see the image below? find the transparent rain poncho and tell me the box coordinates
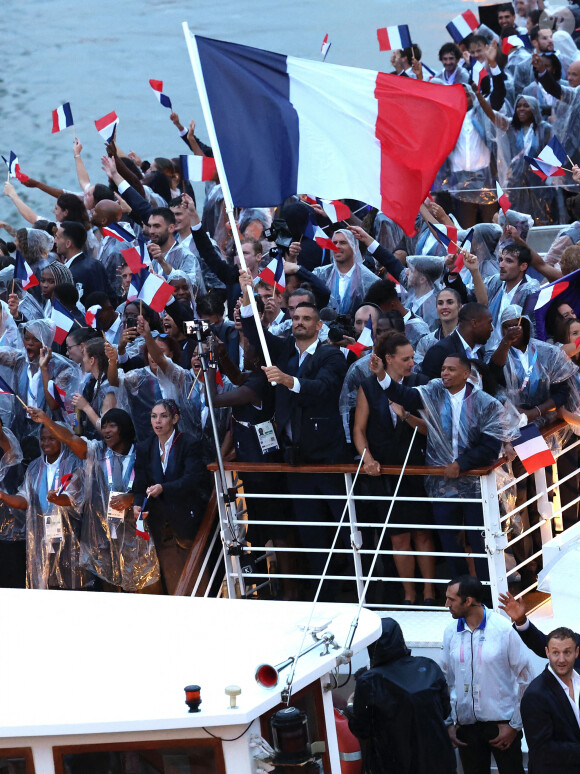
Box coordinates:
[0,299,22,349]
[0,428,25,541]
[21,445,91,590]
[414,381,519,498]
[339,353,371,442]
[167,269,198,317]
[372,212,406,254]
[497,306,579,424]
[79,439,160,591]
[115,366,165,443]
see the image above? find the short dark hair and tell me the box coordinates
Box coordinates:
[445,352,472,370]
[169,195,184,208]
[149,207,175,225]
[402,44,421,63]
[54,282,79,307]
[439,42,461,61]
[546,627,579,647]
[497,3,515,15]
[84,291,112,309]
[378,310,405,332]
[154,157,175,174]
[93,183,116,205]
[196,293,225,318]
[60,221,87,250]
[448,574,484,602]
[67,327,99,346]
[468,34,488,47]
[529,25,541,42]
[458,302,490,324]
[539,53,562,82]
[375,332,410,362]
[502,242,531,267]
[295,301,320,319]
[101,408,136,445]
[365,279,398,306]
[528,10,541,26]
[288,288,316,304]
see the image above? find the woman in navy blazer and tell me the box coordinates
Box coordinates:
[133,399,207,594]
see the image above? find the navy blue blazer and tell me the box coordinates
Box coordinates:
[67,253,112,302]
[133,431,206,542]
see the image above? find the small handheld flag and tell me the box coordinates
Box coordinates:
[102,222,135,242]
[377,25,412,52]
[304,196,351,223]
[471,60,489,90]
[128,267,150,301]
[2,152,29,183]
[496,182,511,215]
[51,297,75,345]
[513,423,555,474]
[180,154,217,182]
[0,375,27,409]
[525,136,568,180]
[136,273,174,313]
[85,305,102,328]
[347,315,374,357]
[258,254,286,293]
[534,280,570,311]
[56,473,73,496]
[47,379,67,410]
[121,246,147,274]
[430,223,459,255]
[502,34,532,55]
[149,79,172,109]
[94,111,119,143]
[446,10,479,44]
[321,34,331,61]
[136,497,150,540]
[52,103,74,134]
[14,250,39,290]
[303,214,339,252]
[453,228,474,272]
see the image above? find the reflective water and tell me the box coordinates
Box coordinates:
[1,0,468,216]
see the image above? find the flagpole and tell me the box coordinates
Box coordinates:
[182,22,273,371]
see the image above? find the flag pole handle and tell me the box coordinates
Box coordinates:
[16,395,28,410]
[187,369,201,400]
[182,22,274,374]
[11,279,14,296]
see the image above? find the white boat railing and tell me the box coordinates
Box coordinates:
[204,421,579,608]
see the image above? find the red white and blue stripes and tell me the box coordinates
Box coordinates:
[149,80,172,109]
[446,10,479,44]
[377,25,412,52]
[52,102,74,133]
[180,154,217,182]
[95,111,119,143]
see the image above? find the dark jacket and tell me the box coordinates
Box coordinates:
[521,666,580,774]
[420,330,472,380]
[132,431,205,542]
[515,620,580,671]
[349,618,456,774]
[67,253,112,303]
[242,314,348,464]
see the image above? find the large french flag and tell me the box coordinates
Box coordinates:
[513,423,555,474]
[180,154,217,182]
[377,25,412,53]
[187,33,466,236]
[51,297,75,345]
[446,10,479,44]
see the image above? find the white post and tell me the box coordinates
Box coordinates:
[480,471,508,609]
[214,469,239,599]
[534,468,554,546]
[182,23,273,368]
[344,473,365,603]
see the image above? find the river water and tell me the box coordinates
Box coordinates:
[1,0,475,217]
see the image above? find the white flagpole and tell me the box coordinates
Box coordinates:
[182,23,273,370]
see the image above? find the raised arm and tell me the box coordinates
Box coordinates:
[26,407,88,459]
[73,137,91,192]
[136,315,169,373]
[3,181,39,225]
[104,340,120,387]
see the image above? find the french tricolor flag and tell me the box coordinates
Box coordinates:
[187,33,466,236]
[14,250,39,290]
[258,254,286,293]
[377,25,412,53]
[513,423,555,474]
[347,315,374,357]
[304,196,351,222]
[0,375,15,396]
[471,60,489,90]
[47,379,67,410]
[321,34,331,61]
[430,223,459,254]
[135,272,174,313]
[534,280,570,311]
[121,246,147,273]
[56,473,73,496]
[303,214,338,252]
[51,102,74,134]
[136,499,150,540]
[526,137,568,180]
[502,34,533,55]
[446,10,479,44]
[453,228,474,272]
[51,297,75,345]
[149,79,172,109]
[85,305,102,328]
[128,267,150,301]
[102,222,135,242]
[496,182,511,215]
[2,151,28,183]
[94,111,119,143]
[180,154,217,182]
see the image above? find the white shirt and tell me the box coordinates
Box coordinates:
[443,607,532,729]
[338,265,355,300]
[159,429,176,473]
[388,376,405,425]
[448,386,466,460]
[449,112,490,172]
[456,331,482,360]
[548,666,580,727]
[289,339,319,393]
[45,451,64,492]
[65,252,84,269]
[410,288,434,316]
[498,280,524,319]
[26,364,42,408]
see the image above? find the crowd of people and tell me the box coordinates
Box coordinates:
[0,2,580,612]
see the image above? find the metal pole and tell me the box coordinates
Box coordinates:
[182,23,273,369]
[480,470,508,609]
[344,472,365,603]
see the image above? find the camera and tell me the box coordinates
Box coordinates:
[125,317,138,329]
[264,218,293,258]
[183,319,212,339]
[327,314,356,343]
